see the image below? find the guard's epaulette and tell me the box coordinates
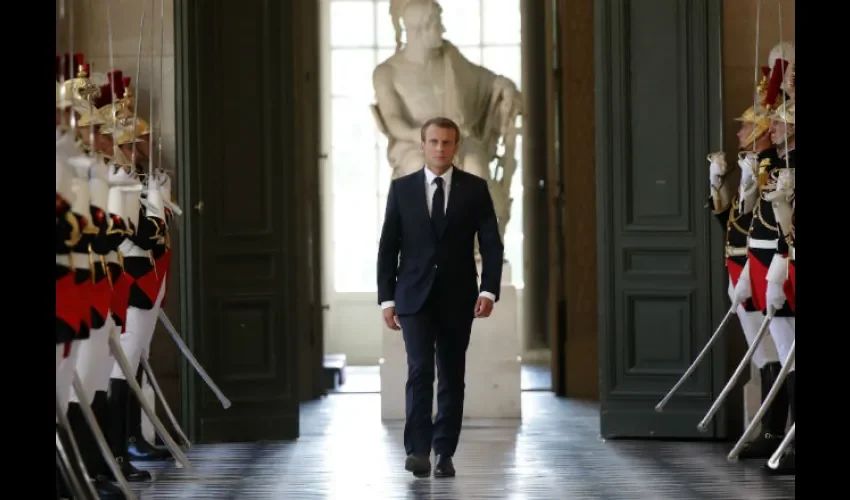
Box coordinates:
[759,158,771,168]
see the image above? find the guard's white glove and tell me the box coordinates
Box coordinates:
[776,168,795,192]
[708,152,726,189]
[738,152,759,189]
[765,281,787,311]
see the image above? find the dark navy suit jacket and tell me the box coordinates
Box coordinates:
[377,167,504,316]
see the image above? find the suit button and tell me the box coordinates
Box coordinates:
[433,264,438,269]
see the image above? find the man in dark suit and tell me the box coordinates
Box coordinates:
[377,116,504,478]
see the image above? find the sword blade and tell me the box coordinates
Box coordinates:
[696,307,775,432]
[108,330,195,473]
[656,301,739,412]
[140,356,192,448]
[158,310,232,409]
[727,340,795,461]
[71,374,137,499]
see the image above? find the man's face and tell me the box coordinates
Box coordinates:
[421,125,458,171]
[769,119,793,145]
[736,122,754,149]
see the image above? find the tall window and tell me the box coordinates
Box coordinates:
[329,0,523,293]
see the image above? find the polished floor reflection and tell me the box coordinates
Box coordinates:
[130,393,794,499]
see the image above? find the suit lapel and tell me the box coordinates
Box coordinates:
[412,169,433,231]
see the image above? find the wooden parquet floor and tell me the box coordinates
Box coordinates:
[128,393,795,499]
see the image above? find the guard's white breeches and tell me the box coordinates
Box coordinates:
[142,273,168,359]
[55,344,64,372]
[769,317,795,372]
[736,305,779,368]
[110,278,167,380]
[56,340,81,415]
[69,315,115,405]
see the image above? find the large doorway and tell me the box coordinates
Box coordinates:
[318,0,550,397]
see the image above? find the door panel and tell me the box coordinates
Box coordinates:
[595,0,730,438]
[175,0,308,442]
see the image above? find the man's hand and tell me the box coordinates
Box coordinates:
[383,307,401,331]
[474,296,494,318]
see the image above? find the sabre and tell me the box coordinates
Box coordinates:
[140,356,193,448]
[656,301,739,412]
[767,422,795,469]
[158,310,232,409]
[696,306,775,432]
[71,374,136,499]
[56,432,91,500]
[108,330,196,472]
[727,340,795,461]
[55,393,98,500]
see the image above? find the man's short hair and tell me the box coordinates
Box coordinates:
[420,117,461,143]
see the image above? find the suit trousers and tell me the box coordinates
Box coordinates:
[398,283,474,457]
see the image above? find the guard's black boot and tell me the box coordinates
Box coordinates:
[68,398,127,499]
[127,366,173,461]
[106,378,152,482]
[765,370,795,475]
[737,362,789,459]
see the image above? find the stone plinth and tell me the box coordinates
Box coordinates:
[381,265,521,420]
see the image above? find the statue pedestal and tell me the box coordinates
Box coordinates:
[380,263,522,420]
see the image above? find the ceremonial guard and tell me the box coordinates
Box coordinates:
[708,63,786,460]
[127,167,177,462]
[106,152,166,482]
[732,42,795,474]
[761,80,795,475]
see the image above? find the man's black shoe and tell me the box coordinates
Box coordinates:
[404,454,431,478]
[434,455,455,478]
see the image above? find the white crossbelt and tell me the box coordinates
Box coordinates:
[747,238,778,250]
[790,247,795,260]
[118,239,149,258]
[56,252,93,270]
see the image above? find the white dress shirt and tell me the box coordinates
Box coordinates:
[380,165,496,311]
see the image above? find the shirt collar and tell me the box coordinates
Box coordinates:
[424,165,453,186]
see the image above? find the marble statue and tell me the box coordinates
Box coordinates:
[373,0,523,241]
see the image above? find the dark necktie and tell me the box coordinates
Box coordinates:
[432,177,446,234]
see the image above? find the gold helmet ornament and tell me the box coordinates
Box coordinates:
[97,73,151,144]
[771,99,795,126]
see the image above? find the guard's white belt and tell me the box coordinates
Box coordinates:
[118,239,148,258]
[106,252,119,265]
[790,247,795,260]
[56,252,93,270]
[748,238,778,250]
[725,246,747,257]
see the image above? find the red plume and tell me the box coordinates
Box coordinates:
[763,58,789,109]
[108,70,125,99]
[63,53,71,80]
[96,83,112,108]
